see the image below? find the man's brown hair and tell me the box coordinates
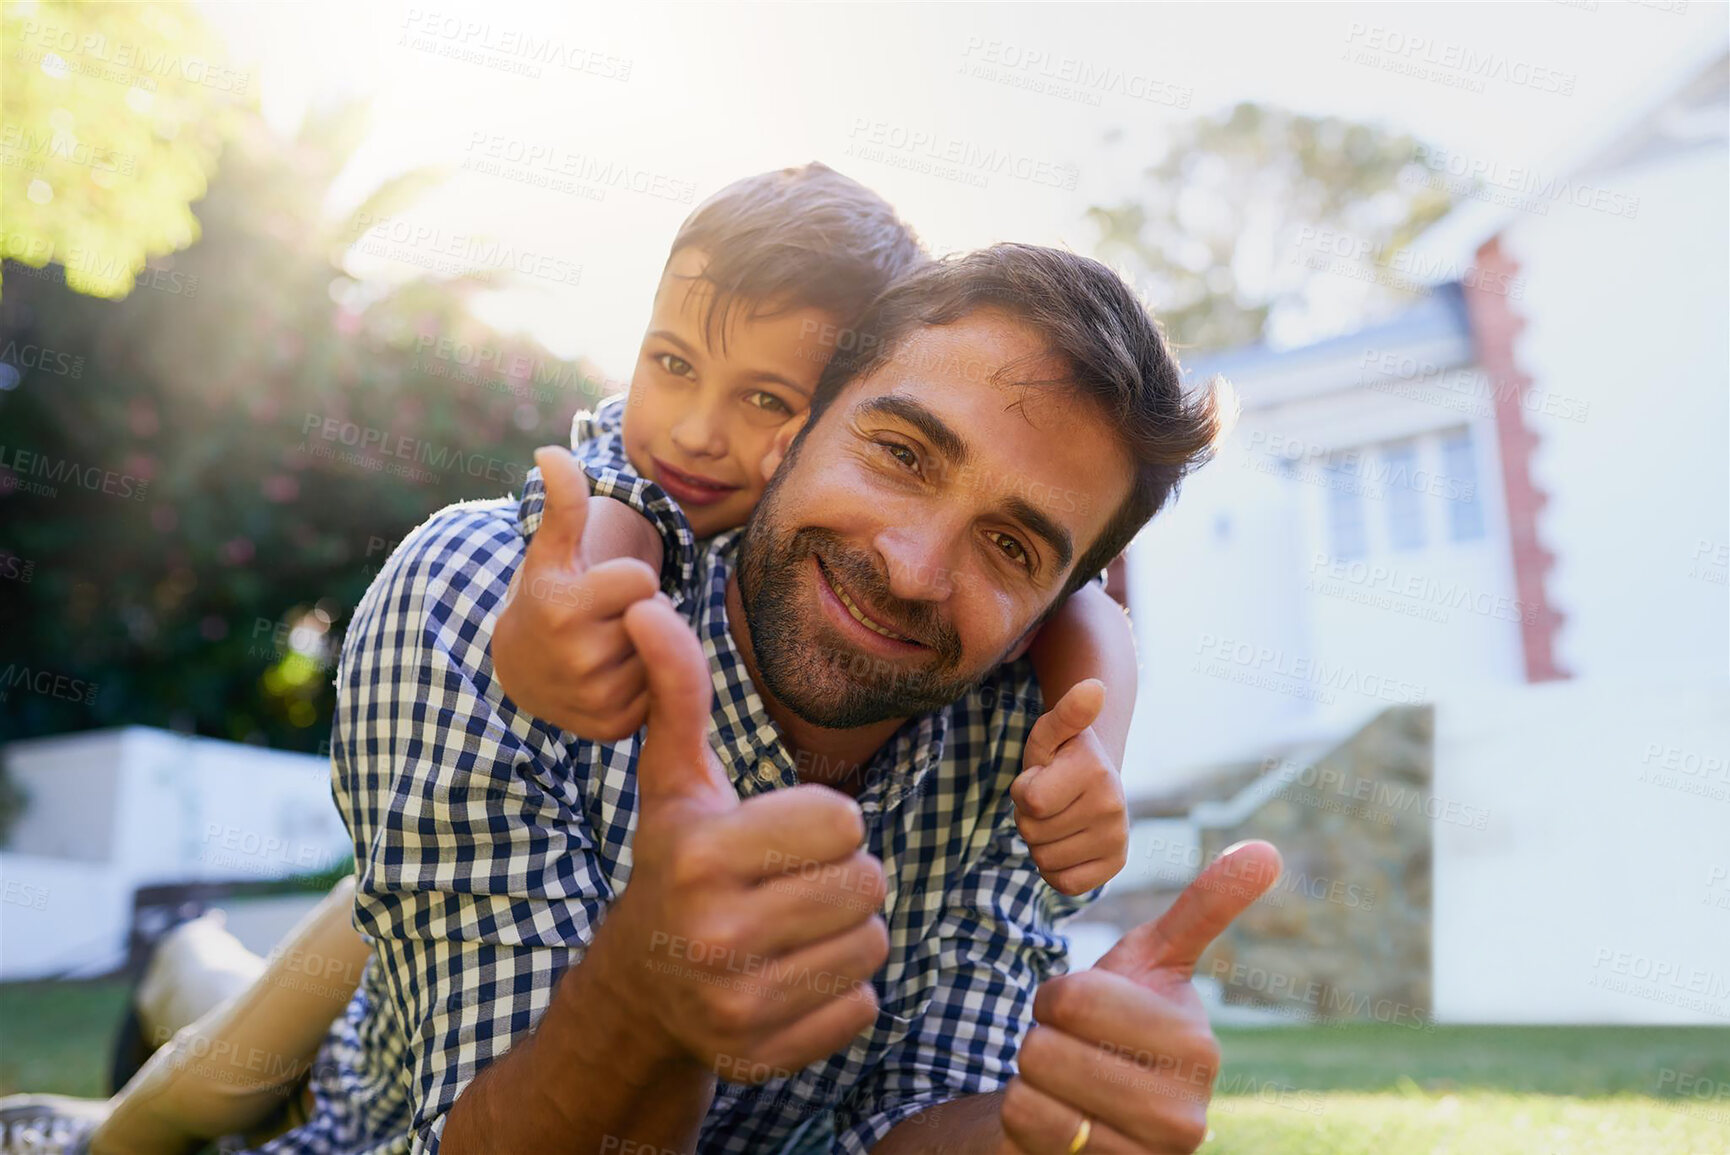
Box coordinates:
[807,243,1233,601]
[666,162,926,352]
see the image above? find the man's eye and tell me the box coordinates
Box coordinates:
[879,440,920,472]
[989,531,1031,569]
[747,391,792,416]
[656,353,694,377]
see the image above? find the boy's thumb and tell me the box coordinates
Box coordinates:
[1025,679,1106,769]
[531,447,591,560]
[622,597,735,809]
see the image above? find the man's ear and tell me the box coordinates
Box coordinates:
[760,412,810,482]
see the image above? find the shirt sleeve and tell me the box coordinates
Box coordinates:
[328,500,616,1154]
[516,393,700,610]
[832,697,1093,1152]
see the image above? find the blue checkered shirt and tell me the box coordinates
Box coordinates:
[258,398,1091,1154]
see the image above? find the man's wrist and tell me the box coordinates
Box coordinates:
[551,908,689,1085]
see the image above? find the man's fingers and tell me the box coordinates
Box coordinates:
[1097,840,1282,981]
[1017,1023,1210,1152]
[746,914,888,1021]
[707,785,870,881]
[1001,1077,1138,1154]
[752,850,885,952]
[1031,968,1200,1052]
[739,968,881,1076]
[530,447,591,562]
[623,597,734,809]
[1024,679,1106,768]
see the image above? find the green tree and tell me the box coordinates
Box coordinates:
[1089,103,1454,354]
[1,0,241,299]
[1,102,608,750]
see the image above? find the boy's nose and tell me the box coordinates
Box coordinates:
[670,404,727,459]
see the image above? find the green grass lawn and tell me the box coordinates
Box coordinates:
[0,979,132,1099]
[1209,1024,1730,1153]
[3,982,1727,1152]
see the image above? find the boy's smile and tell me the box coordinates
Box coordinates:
[621,248,841,538]
[648,456,742,508]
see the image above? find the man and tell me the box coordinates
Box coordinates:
[279,244,1276,1154]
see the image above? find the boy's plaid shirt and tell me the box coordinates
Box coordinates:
[256,398,1095,1155]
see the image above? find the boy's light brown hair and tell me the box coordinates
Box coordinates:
[666,162,926,351]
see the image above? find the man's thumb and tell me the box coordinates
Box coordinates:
[622,597,734,806]
[1097,840,1282,981]
[531,446,591,560]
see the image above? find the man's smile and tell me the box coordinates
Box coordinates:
[813,555,925,652]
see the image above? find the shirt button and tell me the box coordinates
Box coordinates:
[754,760,778,785]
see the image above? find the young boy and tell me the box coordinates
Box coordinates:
[3,163,1138,1155]
[494,161,1137,895]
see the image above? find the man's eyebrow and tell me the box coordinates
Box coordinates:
[1004,495,1074,573]
[856,394,968,467]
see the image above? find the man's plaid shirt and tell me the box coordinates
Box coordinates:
[259,399,1093,1154]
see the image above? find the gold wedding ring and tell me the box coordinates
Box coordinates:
[1066,1114,1092,1154]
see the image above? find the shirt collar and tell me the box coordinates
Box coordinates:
[693,535,950,816]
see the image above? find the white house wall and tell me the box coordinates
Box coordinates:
[1503,142,1730,684]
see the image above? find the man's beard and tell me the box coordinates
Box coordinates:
[736,479,985,728]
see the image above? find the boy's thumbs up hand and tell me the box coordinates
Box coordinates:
[490,447,660,741]
[532,444,593,559]
[1011,680,1129,896]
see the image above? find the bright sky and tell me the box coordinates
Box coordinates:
[199,0,1723,378]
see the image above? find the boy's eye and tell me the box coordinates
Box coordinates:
[656,352,694,378]
[989,531,1031,570]
[746,391,792,416]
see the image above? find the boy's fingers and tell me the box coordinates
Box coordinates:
[1019,828,1102,872]
[530,447,592,565]
[1024,679,1106,769]
[578,558,663,617]
[1011,765,1081,823]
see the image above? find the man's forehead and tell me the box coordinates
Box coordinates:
[886,309,1068,385]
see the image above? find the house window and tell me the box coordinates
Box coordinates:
[1324,458,1367,560]
[1383,441,1426,551]
[1441,429,1486,542]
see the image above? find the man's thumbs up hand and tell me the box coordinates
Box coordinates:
[1097,840,1283,984]
[622,596,736,811]
[490,447,660,741]
[577,583,887,1085]
[1000,841,1282,1154]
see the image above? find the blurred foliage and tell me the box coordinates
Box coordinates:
[1,0,240,299]
[1,90,608,750]
[1089,102,1454,354]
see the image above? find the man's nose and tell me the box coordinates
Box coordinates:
[669,397,728,459]
[873,524,961,602]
